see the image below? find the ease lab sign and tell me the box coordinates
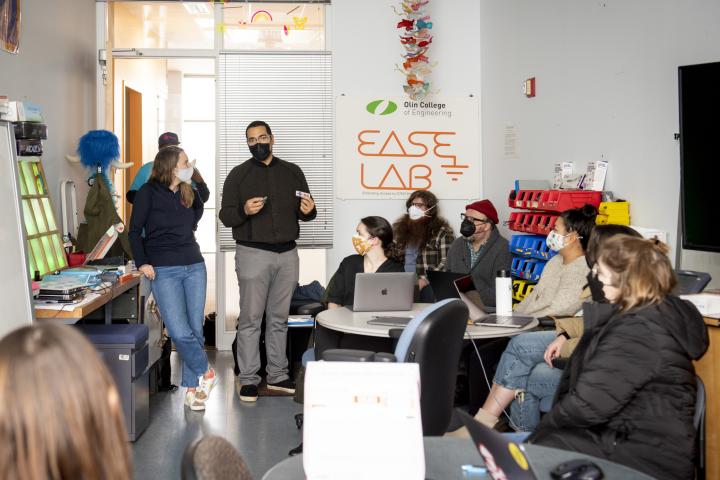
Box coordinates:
[336,96,481,200]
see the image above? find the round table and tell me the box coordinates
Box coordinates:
[261,437,654,480]
[316,303,539,339]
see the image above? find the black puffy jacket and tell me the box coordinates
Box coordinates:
[528,297,709,479]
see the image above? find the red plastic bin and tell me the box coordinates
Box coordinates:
[509,212,558,235]
[508,189,601,212]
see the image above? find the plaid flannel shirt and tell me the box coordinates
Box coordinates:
[412,226,455,277]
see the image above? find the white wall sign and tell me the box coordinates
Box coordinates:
[336,96,481,200]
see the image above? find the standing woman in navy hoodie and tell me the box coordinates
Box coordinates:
[129,146,216,411]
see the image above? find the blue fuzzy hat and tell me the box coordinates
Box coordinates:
[77,130,119,170]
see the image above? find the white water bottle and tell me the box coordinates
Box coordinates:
[495,269,513,315]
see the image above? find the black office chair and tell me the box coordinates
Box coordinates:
[181,435,253,480]
[695,376,706,480]
[322,298,469,435]
[674,270,712,296]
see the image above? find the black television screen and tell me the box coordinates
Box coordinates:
[679,61,720,252]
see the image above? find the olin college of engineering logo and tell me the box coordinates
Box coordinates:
[366,99,398,115]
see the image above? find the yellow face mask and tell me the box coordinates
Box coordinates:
[352,234,373,256]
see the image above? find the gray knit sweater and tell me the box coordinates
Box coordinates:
[446,228,513,307]
[514,254,589,317]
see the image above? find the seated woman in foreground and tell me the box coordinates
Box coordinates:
[314,216,404,358]
[527,235,709,480]
[0,324,131,480]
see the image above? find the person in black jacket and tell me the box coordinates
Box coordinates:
[528,235,709,480]
[314,216,404,358]
[219,120,317,403]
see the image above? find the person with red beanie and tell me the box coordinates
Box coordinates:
[446,199,512,307]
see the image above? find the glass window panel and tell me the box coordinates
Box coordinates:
[195,208,216,253]
[18,162,28,196]
[41,236,57,272]
[22,200,37,235]
[31,163,46,195]
[182,121,216,209]
[29,239,46,275]
[203,252,216,315]
[42,199,57,230]
[182,76,215,121]
[28,251,36,278]
[113,2,215,49]
[223,3,325,51]
[223,251,240,332]
[31,199,47,232]
[52,235,67,270]
[20,162,35,195]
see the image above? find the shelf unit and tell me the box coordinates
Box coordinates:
[506,189,602,302]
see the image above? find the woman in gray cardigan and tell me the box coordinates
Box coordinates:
[446,199,512,307]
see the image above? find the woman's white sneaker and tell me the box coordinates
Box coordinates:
[185,389,206,411]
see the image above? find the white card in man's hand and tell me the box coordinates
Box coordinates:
[296,190,311,199]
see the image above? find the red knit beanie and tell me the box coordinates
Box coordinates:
[465,199,499,224]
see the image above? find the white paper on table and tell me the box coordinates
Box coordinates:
[303,362,424,480]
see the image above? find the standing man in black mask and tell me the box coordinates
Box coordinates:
[446,199,512,307]
[219,120,316,402]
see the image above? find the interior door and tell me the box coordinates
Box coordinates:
[124,85,143,223]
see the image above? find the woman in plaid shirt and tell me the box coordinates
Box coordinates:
[393,190,455,302]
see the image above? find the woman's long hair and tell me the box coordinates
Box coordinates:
[393,190,452,248]
[596,235,677,312]
[0,324,131,480]
[149,146,195,208]
[585,224,642,268]
[362,216,404,263]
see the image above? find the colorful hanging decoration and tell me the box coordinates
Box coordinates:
[0,0,21,54]
[394,1,433,99]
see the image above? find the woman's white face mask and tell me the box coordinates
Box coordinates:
[546,230,575,252]
[174,159,196,184]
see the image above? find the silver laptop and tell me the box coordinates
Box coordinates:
[352,272,416,312]
[453,275,533,328]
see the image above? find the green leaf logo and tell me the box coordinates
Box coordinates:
[366,99,398,115]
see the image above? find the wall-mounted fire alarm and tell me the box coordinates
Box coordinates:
[524,77,536,97]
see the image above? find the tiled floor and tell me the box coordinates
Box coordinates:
[132,351,302,480]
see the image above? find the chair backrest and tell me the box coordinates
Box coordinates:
[394,298,469,435]
[695,376,706,430]
[694,376,706,476]
[674,270,712,295]
[181,435,253,480]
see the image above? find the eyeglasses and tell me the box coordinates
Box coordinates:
[460,213,489,225]
[247,134,271,146]
[411,202,428,210]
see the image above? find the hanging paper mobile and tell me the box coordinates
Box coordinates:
[394,0,433,99]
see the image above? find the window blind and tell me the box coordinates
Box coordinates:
[217,52,333,250]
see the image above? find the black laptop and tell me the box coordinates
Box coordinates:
[426,271,465,301]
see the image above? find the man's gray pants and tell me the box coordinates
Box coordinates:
[235,244,299,386]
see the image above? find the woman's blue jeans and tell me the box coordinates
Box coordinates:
[152,262,208,388]
[493,331,563,431]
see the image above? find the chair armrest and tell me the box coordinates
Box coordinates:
[323,349,377,362]
[551,357,568,370]
[296,302,325,317]
[537,316,556,328]
[388,328,404,340]
[373,352,397,363]
[322,349,396,363]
